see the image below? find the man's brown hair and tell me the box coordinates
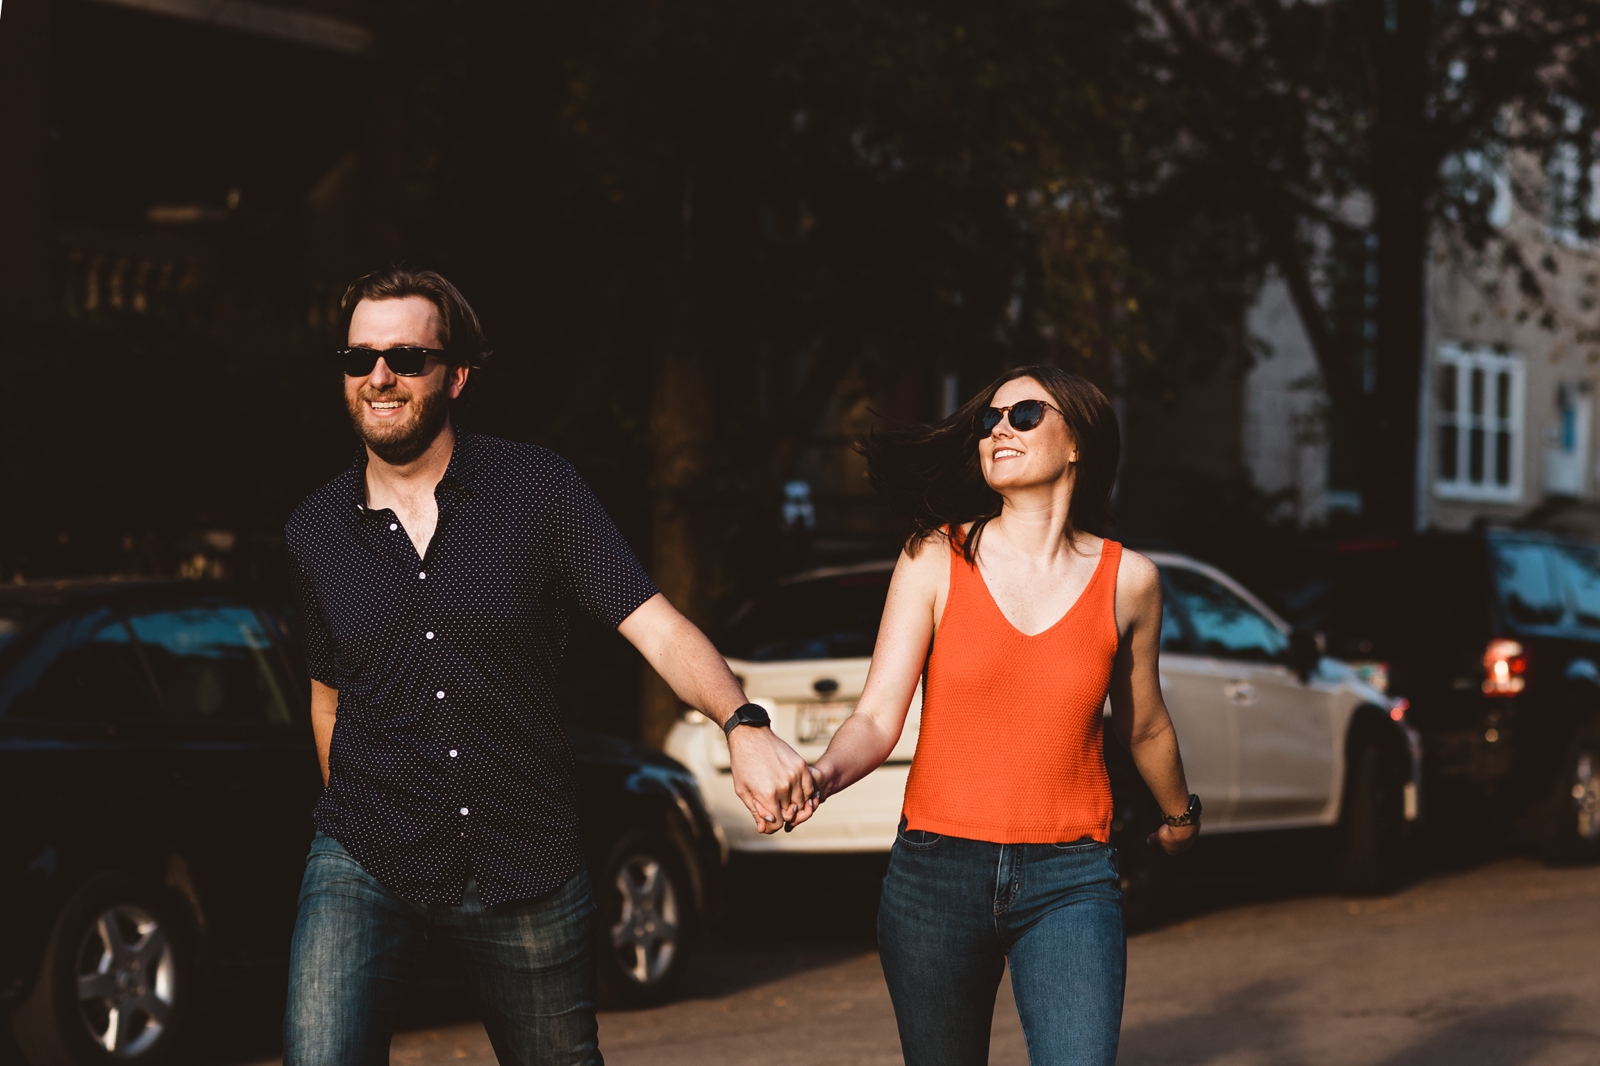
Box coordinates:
[340,266,492,368]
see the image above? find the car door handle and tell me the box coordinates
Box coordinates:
[1224,680,1255,706]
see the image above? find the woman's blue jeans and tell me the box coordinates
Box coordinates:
[877,824,1126,1066]
[283,833,602,1066]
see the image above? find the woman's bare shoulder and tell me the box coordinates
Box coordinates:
[1114,546,1162,602]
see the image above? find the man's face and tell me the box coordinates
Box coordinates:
[344,296,468,466]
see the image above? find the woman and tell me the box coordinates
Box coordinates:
[806,365,1198,1066]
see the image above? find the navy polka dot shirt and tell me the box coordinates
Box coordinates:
[285,431,659,906]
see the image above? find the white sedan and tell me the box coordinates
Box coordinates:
[664,551,1421,894]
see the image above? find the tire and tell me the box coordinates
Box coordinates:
[1537,721,1600,865]
[593,831,693,1009]
[10,874,196,1066]
[1335,741,1404,896]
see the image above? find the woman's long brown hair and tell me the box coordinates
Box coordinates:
[859,365,1120,564]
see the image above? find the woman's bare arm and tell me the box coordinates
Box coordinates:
[1108,550,1197,854]
[810,540,946,800]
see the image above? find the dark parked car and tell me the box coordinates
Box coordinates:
[1290,529,1600,862]
[0,580,721,1066]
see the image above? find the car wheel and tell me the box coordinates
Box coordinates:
[593,831,692,1009]
[10,874,195,1066]
[1538,721,1600,865]
[1335,740,1404,896]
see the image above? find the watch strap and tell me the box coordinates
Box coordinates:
[1160,794,1202,828]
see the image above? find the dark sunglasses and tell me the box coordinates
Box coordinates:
[337,346,445,377]
[978,398,1058,437]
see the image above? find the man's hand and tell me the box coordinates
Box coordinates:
[1149,821,1198,855]
[728,726,816,834]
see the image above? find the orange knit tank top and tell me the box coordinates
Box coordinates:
[901,535,1122,844]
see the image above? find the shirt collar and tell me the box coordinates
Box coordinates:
[344,427,482,520]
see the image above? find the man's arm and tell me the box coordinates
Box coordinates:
[618,593,814,834]
[310,679,338,787]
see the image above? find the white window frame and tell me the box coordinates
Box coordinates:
[1434,342,1525,503]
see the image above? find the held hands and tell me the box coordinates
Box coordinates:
[727,726,820,834]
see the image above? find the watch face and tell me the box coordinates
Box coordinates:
[742,704,771,728]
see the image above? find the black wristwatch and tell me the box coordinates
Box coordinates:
[1160,794,1202,828]
[722,702,771,739]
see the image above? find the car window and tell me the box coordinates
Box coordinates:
[1551,544,1600,628]
[1165,568,1289,663]
[1159,588,1189,652]
[0,609,160,723]
[127,605,293,726]
[1491,541,1565,626]
[718,571,891,661]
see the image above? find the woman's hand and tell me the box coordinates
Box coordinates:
[1149,820,1198,855]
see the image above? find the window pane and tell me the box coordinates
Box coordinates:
[127,606,293,725]
[1552,545,1600,628]
[717,571,891,661]
[1437,363,1458,413]
[1470,367,1485,416]
[1159,591,1187,652]
[1491,542,1564,625]
[1164,568,1289,663]
[0,610,159,723]
[1469,427,1485,482]
[1439,424,1458,480]
[1495,430,1512,485]
[1496,370,1512,421]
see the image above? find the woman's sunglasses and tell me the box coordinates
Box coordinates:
[337,346,445,377]
[977,398,1058,437]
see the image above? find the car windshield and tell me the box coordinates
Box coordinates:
[717,569,892,661]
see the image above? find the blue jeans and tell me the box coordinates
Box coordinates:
[877,824,1126,1066]
[283,833,602,1066]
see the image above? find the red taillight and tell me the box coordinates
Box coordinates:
[1483,639,1527,696]
[1389,698,1410,722]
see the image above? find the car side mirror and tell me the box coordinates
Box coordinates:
[1287,628,1323,683]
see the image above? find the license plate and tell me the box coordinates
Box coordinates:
[796,702,853,745]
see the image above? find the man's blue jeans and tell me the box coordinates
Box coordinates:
[877,824,1126,1066]
[283,833,603,1066]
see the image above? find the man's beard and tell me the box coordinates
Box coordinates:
[347,384,452,466]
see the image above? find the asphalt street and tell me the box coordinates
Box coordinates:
[7,835,1599,1065]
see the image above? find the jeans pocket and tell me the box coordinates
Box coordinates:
[896,827,944,851]
[1050,838,1107,853]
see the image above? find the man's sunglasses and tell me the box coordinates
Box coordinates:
[337,346,445,377]
[978,398,1059,437]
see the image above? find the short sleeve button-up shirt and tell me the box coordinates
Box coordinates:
[285,431,659,906]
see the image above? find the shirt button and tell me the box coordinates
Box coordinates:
[426,631,435,640]
[390,523,399,531]
[449,749,458,758]
[418,571,427,580]
[436,690,445,699]
[460,807,469,815]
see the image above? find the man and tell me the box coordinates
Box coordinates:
[282,266,815,1065]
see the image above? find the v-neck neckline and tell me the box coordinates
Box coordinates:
[969,540,1112,639]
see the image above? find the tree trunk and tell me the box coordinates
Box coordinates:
[641,177,716,749]
[1362,0,1432,536]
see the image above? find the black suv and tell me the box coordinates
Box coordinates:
[0,580,721,1066]
[1293,529,1600,861]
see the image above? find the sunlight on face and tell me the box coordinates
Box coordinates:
[344,296,462,465]
[979,376,1078,492]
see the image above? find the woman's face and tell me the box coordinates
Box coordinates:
[978,376,1078,493]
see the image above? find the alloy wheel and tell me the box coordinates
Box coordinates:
[609,856,679,985]
[74,905,175,1058]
